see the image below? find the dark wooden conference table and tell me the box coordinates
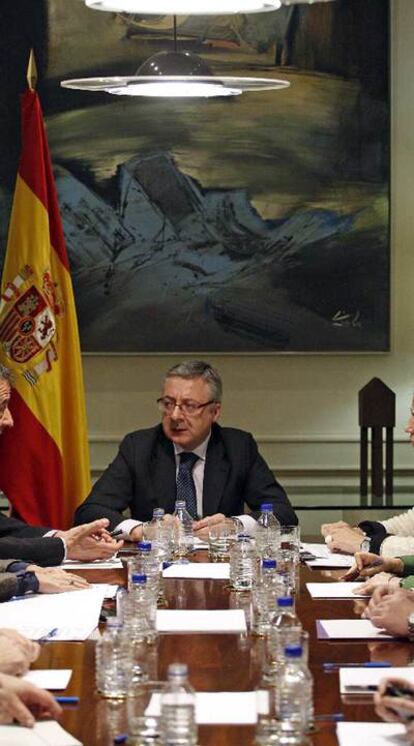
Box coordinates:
[33,548,412,746]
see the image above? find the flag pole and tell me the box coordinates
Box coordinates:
[26,49,38,91]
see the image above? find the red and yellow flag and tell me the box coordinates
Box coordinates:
[0,88,91,529]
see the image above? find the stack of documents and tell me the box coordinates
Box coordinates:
[0,587,107,640]
[62,558,123,570]
[301,543,354,568]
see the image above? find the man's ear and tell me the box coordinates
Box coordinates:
[212,403,221,422]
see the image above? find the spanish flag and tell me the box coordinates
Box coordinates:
[0,82,91,528]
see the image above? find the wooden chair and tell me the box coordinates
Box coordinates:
[359,378,395,506]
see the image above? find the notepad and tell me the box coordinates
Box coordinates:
[339,667,414,694]
[156,609,246,633]
[0,721,82,745]
[163,563,230,579]
[336,721,406,746]
[23,669,72,690]
[301,543,354,568]
[317,619,394,640]
[307,583,370,599]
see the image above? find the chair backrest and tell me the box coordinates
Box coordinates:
[358,378,395,505]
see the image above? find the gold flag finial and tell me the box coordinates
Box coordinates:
[26,49,38,91]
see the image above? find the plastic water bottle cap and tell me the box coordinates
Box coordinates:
[262,559,277,569]
[260,503,273,512]
[175,500,186,508]
[137,541,152,552]
[277,597,294,607]
[153,508,165,516]
[168,663,188,678]
[131,573,147,584]
[284,645,302,658]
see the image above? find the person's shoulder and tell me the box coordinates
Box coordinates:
[121,424,162,445]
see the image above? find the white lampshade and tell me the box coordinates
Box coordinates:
[61,74,290,98]
[84,0,282,14]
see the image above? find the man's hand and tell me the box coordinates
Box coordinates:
[56,519,123,560]
[374,677,414,730]
[342,552,403,581]
[0,673,61,727]
[193,514,238,541]
[128,525,144,543]
[0,630,39,676]
[354,574,399,596]
[26,566,89,594]
[324,525,366,555]
[363,588,414,636]
[321,521,352,537]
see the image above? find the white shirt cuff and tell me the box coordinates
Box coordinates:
[116,519,143,540]
[236,514,257,536]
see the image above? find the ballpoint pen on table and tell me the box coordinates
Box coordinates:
[39,628,59,642]
[323,661,391,670]
[55,696,79,704]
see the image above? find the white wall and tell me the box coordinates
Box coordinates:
[83,1,414,525]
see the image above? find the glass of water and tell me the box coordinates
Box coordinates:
[208,518,241,562]
[127,680,165,745]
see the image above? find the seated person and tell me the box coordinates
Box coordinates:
[343,550,414,595]
[0,365,123,565]
[0,560,89,603]
[321,397,414,557]
[75,360,297,542]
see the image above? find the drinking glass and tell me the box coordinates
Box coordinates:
[208,518,241,562]
[127,680,165,745]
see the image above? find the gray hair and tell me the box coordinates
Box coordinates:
[0,364,12,384]
[165,360,222,402]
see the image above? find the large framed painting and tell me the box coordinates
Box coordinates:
[0,0,389,352]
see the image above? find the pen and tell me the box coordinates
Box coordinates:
[314,713,345,722]
[323,661,391,669]
[109,529,123,538]
[55,696,79,704]
[39,628,58,642]
[113,735,128,744]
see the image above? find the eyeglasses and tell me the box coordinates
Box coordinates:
[157,397,215,416]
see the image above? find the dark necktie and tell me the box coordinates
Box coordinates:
[176,452,199,519]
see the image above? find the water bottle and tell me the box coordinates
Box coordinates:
[160,663,197,746]
[95,617,131,698]
[264,597,302,682]
[276,644,312,743]
[251,559,284,636]
[146,507,173,563]
[229,533,258,591]
[123,573,158,643]
[255,504,280,559]
[115,586,128,623]
[172,500,194,562]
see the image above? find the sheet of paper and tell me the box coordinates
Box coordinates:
[23,669,72,690]
[163,563,230,580]
[317,619,394,640]
[307,582,369,599]
[62,558,122,570]
[301,543,354,567]
[0,721,82,746]
[91,584,119,598]
[156,609,246,633]
[337,722,406,746]
[0,587,106,640]
[147,691,260,724]
[307,555,354,568]
[339,666,414,694]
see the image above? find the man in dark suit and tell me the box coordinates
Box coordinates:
[75,360,297,542]
[0,364,123,566]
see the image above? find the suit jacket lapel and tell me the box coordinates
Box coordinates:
[202,427,230,516]
[150,431,177,514]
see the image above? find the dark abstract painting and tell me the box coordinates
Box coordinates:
[0,0,389,352]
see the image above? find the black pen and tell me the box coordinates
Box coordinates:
[109,529,123,538]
